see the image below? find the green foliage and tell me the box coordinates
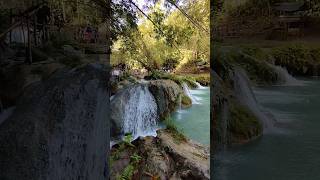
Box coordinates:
[117,164,135,180]
[110,134,136,169]
[214,46,277,84]
[164,117,187,143]
[148,70,197,88]
[194,74,210,86]
[123,133,135,147]
[271,44,320,75]
[111,0,209,71]
[130,153,142,165]
[115,152,142,180]
[233,50,278,85]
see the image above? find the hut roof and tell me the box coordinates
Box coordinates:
[274,2,304,12]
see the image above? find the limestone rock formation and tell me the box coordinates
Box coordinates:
[148,80,182,119]
[110,129,210,180]
[0,63,109,180]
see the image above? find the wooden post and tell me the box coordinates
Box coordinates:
[26,16,32,64]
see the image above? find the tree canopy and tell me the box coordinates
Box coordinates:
[111,0,210,71]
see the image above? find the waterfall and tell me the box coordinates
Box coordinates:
[233,68,274,129]
[195,82,207,89]
[182,83,199,104]
[122,85,158,140]
[269,65,302,86]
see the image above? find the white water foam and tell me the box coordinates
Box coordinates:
[182,83,200,104]
[122,85,158,140]
[269,65,304,86]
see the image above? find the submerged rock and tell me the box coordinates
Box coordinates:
[0,63,109,180]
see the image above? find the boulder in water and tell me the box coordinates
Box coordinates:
[148,80,182,119]
[0,63,109,180]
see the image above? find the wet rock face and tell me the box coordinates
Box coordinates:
[148,80,182,119]
[0,64,109,180]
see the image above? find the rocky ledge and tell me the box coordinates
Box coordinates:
[110,129,210,180]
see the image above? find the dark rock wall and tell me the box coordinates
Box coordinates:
[0,64,109,180]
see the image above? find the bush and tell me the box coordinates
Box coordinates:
[271,44,320,75]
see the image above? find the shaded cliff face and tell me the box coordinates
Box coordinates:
[0,64,109,180]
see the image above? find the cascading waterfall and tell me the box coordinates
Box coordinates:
[195,82,206,89]
[182,83,199,104]
[122,85,158,140]
[269,64,302,85]
[233,68,274,129]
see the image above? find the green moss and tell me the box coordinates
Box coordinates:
[194,74,210,86]
[271,44,320,75]
[181,94,192,108]
[148,70,198,88]
[229,102,262,143]
[230,49,278,85]
[164,117,187,143]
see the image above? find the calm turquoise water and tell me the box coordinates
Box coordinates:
[171,87,210,145]
[214,78,320,180]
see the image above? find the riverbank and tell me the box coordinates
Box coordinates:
[110,129,210,179]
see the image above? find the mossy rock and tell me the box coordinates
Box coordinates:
[194,74,210,86]
[228,102,262,144]
[231,50,278,85]
[181,94,192,108]
[271,44,320,76]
